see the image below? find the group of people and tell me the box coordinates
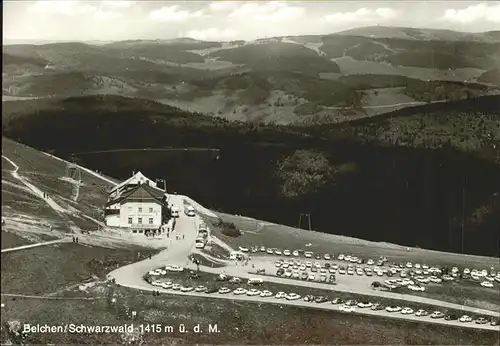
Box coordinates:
[72,236,79,243]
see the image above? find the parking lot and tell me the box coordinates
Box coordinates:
[144,265,500,331]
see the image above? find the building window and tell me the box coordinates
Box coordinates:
[138,217,142,224]
[128,217,132,224]
[149,218,153,225]
[138,207,142,213]
[149,207,153,213]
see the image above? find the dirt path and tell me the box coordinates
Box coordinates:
[1,238,72,253]
[2,155,67,214]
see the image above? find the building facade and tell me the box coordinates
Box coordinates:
[104,172,167,230]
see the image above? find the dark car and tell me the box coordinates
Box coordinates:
[276,268,285,276]
[386,271,394,277]
[315,255,321,260]
[301,272,308,280]
[475,317,489,324]
[315,296,329,303]
[445,314,458,321]
[490,319,499,326]
[205,287,218,294]
[345,299,358,306]
[365,271,373,276]
[324,263,331,269]
[371,303,384,311]
[329,274,336,282]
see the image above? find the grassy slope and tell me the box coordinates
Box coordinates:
[1,137,115,241]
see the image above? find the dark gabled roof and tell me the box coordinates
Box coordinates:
[105,183,165,207]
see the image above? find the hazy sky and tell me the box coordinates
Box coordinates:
[3,1,500,42]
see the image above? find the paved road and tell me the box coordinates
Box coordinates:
[1,238,72,253]
[1,293,101,301]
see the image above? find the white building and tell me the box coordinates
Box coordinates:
[104,172,167,230]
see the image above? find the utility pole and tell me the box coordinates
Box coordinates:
[298,213,312,230]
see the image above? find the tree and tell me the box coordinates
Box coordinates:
[275,150,334,199]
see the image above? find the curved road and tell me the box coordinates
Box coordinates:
[108,197,500,332]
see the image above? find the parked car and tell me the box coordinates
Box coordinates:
[481,281,494,288]
[339,305,356,312]
[292,250,299,257]
[357,301,372,308]
[386,306,402,313]
[475,317,489,324]
[415,309,428,317]
[204,287,218,294]
[324,254,331,260]
[260,290,273,297]
[229,277,242,284]
[286,293,301,300]
[331,298,344,305]
[315,296,329,303]
[371,303,384,311]
[275,292,287,299]
[276,268,285,276]
[283,250,291,256]
[401,307,414,315]
[247,289,261,296]
[172,284,181,290]
[233,287,247,295]
[301,272,308,280]
[304,295,316,302]
[430,311,444,319]
[194,285,207,292]
[459,315,473,323]
[218,287,231,294]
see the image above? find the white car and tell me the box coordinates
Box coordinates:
[260,246,266,252]
[151,280,161,286]
[356,270,364,276]
[481,281,494,288]
[324,254,331,260]
[275,261,282,267]
[347,270,355,276]
[292,250,299,257]
[415,309,428,317]
[247,289,261,296]
[286,293,301,300]
[283,250,291,256]
[161,282,173,289]
[284,271,292,278]
[168,265,184,272]
[185,206,195,217]
[306,261,312,268]
[406,262,413,268]
[408,285,425,292]
[299,264,307,271]
[459,315,473,323]
[414,263,421,269]
[415,277,429,284]
[338,269,346,275]
[233,287,247,295]
[260,290,273,297]
[172,284,181,290]
[282,262,290,268]
[275,291,287,299]
[218,287,231,294]
[320,268,327,274]
[304,252,313,258]
[357,301,372,308]
[429,276,442,283]
[386,306,402,312]
[194,285,207,292]
[308,273,316,281]
[422,264,429,269]
[266,248,274,254]
[149,270,161,276]
[274,249,282,255]
[339,305,356,312]
[442,275,454,282]
[367,259,374,265]
[401,307,414,315]
[180,286,193,292]
[338,254,345,260]
[239,246,249,252]
[314,262,321,268]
